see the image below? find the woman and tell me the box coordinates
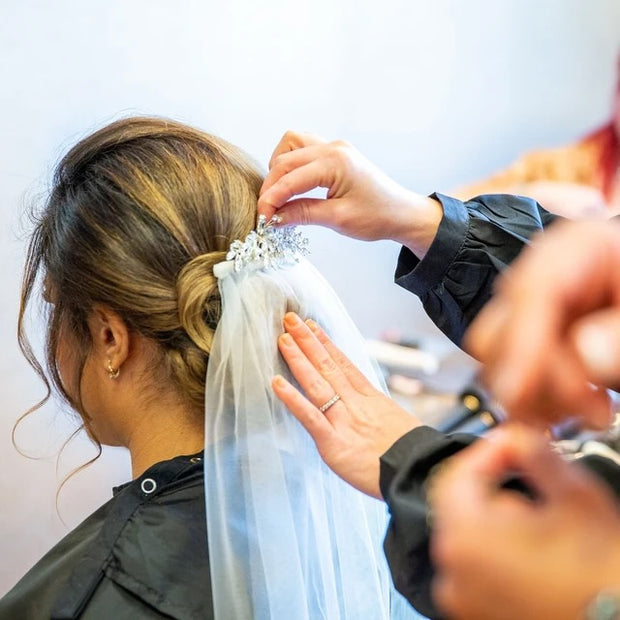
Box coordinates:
[2,118,417,619]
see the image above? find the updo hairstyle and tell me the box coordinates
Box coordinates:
[18,117,261,423]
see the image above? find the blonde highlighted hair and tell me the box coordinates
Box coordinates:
[18,117,261,429]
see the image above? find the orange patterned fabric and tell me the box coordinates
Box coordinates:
[455,127,609,198]
[453,124,619,218]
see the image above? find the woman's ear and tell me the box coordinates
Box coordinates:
[87,305,130,378]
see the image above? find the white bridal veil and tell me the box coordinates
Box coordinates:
[204,217,423,620]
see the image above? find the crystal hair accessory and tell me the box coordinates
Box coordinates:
[213,215,309,278]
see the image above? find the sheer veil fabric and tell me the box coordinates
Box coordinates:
[204,225,424,619]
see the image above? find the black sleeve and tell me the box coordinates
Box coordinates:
[394,193,558,346]
[380,427,620,619]
[380,426,476,619]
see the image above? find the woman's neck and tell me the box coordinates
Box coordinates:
[125,402,204,479]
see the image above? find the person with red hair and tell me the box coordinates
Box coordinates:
[454,57,620,218]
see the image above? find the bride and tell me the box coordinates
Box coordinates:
[1,117,420,619]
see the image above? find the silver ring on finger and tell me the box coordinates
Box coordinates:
[319,393,341,413]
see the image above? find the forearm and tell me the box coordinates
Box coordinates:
[387,192,444,259]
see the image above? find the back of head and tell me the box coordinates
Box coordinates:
[20,116,262,420]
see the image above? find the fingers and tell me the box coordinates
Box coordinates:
[304,319,376,395]
[463,296,510,360]
[469,304,612,430]
[541,360,612,431]
[430,425,560,516]
[465,220,620,430]
[277,313,354,421]
[267,130,326,169]
[466,279,564,415]
[263,197,332,227]
[257,133,328,220]
[493,338,611,431]
[260,144,331,196]
[277,332,343,419]
[477,425,565,500]
[271,374,335,443]
[572,309,620,388]
[279,313,354,402]
[258,160,332,219]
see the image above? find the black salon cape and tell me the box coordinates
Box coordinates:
[382,193,620,619]
[0,452,212,619]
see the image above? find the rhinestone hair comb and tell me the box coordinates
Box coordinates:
[213,215,310,278]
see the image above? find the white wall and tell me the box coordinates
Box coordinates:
[1,0,618,595]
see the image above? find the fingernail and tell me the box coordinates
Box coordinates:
[265,209,284,227]
[574,323,616,381]
[283,312,302,328]
[305,319,320,333]
[272,374,287,389]
[279,333,294,346]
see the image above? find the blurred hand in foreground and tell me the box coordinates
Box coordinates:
[465,219,620,430]
[429,424,620,620]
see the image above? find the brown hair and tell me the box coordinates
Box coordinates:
[18,117,261,437]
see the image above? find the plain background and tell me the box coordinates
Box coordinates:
[1,0,618,596]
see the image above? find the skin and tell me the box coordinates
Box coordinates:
[465,219,620,430]
[272,312,421,499]
[258,131,443,259]
[429,424,620,620]
[57,305,204,479]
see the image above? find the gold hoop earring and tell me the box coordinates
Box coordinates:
[107,360,120,380]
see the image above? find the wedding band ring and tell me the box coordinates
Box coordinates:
[319,393,341,413]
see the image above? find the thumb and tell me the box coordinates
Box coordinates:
[571,309,620,389]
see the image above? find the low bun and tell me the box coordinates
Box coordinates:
[176,251,227,354]
[163,251,227,411]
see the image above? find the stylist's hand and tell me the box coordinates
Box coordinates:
[430,424,620,620]
[465,219,620,430]
[258,131,442,258]
[272,312,421,498]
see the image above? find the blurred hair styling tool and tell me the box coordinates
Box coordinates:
[437,382,503,436]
